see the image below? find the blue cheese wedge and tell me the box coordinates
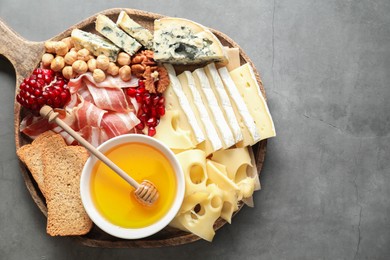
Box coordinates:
[192,68,235,149]
[163,64,205,145]
[177,71,222,155]
[95,14,142,56]
[204,63,243,144]
[116,11,153,49]
[71,29,120,62]
[218,67,261,147]
[153,17,228,65]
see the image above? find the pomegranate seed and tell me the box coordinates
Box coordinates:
[137,87,146,94]
[158,96,165,105]
[138,80,145,88]
[146,117,157,127]
[150,107,157,118]
[126,88,137,97]
[148,126,156,137]
[139,113,148,123]
[152,95,160,106]
[157,105,165,116]
[135,93,143,103]
[143,93,151,105]
[136,122,145,130]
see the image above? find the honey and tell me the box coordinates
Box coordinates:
[90,142,177,228]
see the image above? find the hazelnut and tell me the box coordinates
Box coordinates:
[41,53,54,67]
[54,41,69,56]
[119,65,132,82]
[96,55,109,70]
[44,41,57,53]
[117,52,131,66]
[93,69,106,83]
[61,37,74,50]
[87,59,97,72]
[107,62,119,76]
[62,66,75,80]
[64,50,78,65]
[72,60,88,74]
[50,56,65,72]
[77,48,90,61]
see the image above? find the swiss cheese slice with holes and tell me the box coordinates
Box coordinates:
[229,63,276,141]
[177,71,222,155]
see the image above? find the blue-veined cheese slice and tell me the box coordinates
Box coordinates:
[192,68,235,149]
[116,11,153,49]
[229,63,276,141]
[218,67,261,147]
[163,64,205,145]
[71,29,120,62]
[177,71,222,155]
[95,14,142,56]
[153,17,227,65]
[204,63,243,144]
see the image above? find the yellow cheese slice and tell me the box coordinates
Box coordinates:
[175,149,208,196]
[229,63,276,141]
[154,110,194,150]
[206,160,239,191]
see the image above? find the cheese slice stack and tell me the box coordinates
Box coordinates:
[192,68,236,149]
[229,63,276,141]
[177,71,222,155]
[153,17,228,65]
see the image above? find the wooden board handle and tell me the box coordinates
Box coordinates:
[0,18,45,84]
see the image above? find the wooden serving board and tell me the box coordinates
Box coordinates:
[0,8,267,248]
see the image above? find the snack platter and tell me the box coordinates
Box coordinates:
[5,8,272,247]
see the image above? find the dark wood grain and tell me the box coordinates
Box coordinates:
[0,8,267,248]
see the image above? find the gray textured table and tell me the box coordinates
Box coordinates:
[1,1,389,259]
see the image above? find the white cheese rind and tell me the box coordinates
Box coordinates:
[218,67,261,146]
[192,68,235,149]
[153,17,227,65]
[229,63,276,141]
[71,29,120,62]
[95,14,142,56]
[164,64,205,144]
[116,11,153,49]
[177,71,222,155]
[204,63,243,144]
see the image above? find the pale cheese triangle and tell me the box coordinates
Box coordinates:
[153,17,227,65]
[223,47,241,71]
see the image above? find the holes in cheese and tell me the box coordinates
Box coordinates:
[189,164,206,185]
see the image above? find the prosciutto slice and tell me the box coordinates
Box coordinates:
[20,72,140,147]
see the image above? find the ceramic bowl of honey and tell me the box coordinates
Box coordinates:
[80,134,185,239]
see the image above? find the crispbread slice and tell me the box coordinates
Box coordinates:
[16,131,57,198]
[43,145,92,236]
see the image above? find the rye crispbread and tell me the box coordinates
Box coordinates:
[42,145,92,236]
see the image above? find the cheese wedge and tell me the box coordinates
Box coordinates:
[163,64,205,145]
[153,17,228,65]
[204,63,243,144]
[177,71,222,155]
[229,63,276,141]
[116,11,153,49]
[95,14,142,56]
[223,47,241,71]
[192,68,235,149]
[154,110,194,151]
[218,67,260,147]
